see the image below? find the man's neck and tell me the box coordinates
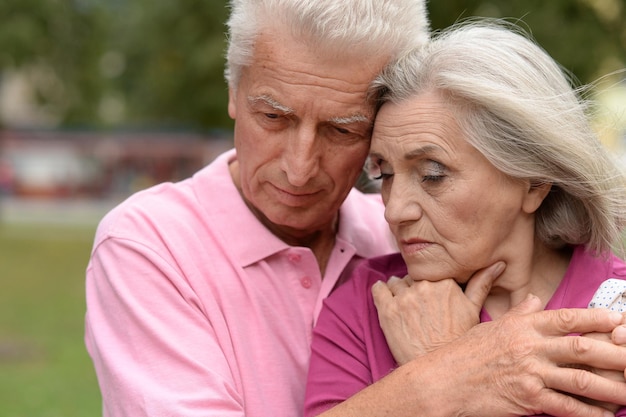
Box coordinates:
[229,158,338,275]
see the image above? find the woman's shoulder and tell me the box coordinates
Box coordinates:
[332,253,407,301]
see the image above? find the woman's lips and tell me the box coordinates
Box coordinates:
[400,238,433,255]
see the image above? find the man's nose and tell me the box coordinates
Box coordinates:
[281,128,320,186]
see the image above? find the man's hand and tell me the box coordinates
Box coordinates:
[421,299,626,417]
[575,312,626,412]
[318,296,626,417]
[372,265,626,417]
[372,262,504,365]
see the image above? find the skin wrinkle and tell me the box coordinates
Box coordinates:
[228,25,388,271]
[372,90,564,318]
[248,94,372,127]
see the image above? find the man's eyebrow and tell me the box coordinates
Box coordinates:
[247,95,370,125]
[247,95,294,114]
[329,114,372,125]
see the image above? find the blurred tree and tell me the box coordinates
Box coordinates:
[427,0,626,85]
[103,0,231,129]
[0,0,110,127]
[0,0,623,130]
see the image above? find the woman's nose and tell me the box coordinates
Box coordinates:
[384,177,423,226]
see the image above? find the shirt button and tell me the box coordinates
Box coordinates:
[300,276,312,289]
[288,253,301,263]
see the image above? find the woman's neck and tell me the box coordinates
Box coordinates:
[483,245,573,320]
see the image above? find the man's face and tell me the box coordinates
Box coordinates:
[228,28,387,239]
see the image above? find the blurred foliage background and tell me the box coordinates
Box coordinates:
[0,0,624,131]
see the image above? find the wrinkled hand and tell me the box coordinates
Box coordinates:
[422,299,626,417]
[574,312,626,412]
[372,262,505,365]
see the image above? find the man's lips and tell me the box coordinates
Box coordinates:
[270,183,321,206]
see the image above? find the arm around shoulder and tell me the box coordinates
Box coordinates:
[313,298,626,417]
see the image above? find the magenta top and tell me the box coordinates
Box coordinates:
[305,246,626,417]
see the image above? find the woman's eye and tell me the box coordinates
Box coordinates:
[421,162,446,183]
[328,125,366,144]
[422,174,445,182]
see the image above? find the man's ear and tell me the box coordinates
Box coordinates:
[522,180,552,214]
[228,87,237,120]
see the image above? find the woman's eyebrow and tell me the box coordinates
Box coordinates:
[405,144,440,160]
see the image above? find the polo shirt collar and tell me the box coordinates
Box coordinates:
[197,149,381,267]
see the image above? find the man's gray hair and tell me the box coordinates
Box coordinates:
[224,0,430,89]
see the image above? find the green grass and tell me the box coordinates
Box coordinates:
[0,223,101,417]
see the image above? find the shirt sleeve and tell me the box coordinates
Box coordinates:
[587,255,626,312]
[587,278,626,312]
[85,235,244,417]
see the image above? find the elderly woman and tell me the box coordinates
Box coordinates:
[304,20,626,417]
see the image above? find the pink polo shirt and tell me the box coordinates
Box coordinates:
[305,247,626,417]
[85,149,396,417]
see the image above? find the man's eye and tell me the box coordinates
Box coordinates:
[265,113,279,119]
[365,157,381,180]
[365,157,392,180]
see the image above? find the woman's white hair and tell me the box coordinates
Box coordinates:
[372,19,626,255]
[224,0,430,89]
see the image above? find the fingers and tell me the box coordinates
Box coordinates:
[543,365,626,414]
[532,308,625,336]
[537,387,617,417]
[502,293,544,315]
[464,261,505,308]
[371,280,394,309]
[385,275,412,294]
[544,335,626,372]
[614,325,626,345]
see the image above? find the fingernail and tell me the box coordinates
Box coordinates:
[609,311,623,324]
[614,325,626,344]
[492,262,505,277]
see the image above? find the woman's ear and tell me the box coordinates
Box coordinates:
[522,181,552,214]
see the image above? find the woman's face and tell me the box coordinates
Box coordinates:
[370,90,546,283]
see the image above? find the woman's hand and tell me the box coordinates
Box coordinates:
[372,262,505,365]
